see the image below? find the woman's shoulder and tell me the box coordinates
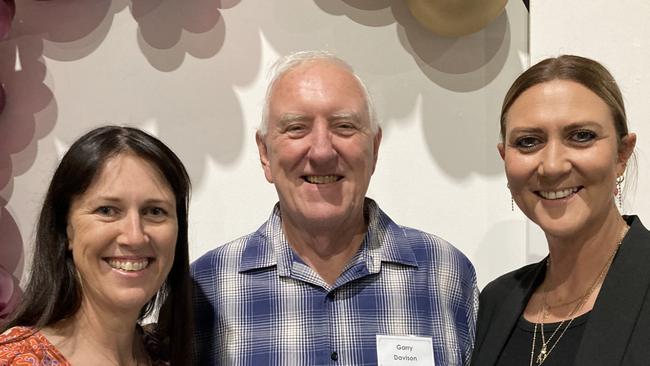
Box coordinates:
[481,261,543,299]
[0,326,69,365]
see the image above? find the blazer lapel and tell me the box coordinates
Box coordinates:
[478,261,546,365]
[575,217,650,365]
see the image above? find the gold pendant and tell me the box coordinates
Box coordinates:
[536,346,548,364]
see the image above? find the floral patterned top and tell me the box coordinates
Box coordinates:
[0,326,170,365]
[0,327,69,365]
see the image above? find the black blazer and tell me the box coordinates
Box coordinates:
[471,216,650,366]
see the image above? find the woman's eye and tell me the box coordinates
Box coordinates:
[148,207,167,216]
[571,130,597,143]
[514,136,541,149]
[95,206,116,216]
[144,207,170,221]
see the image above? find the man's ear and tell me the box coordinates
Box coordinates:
[256,132,274,183]
[371,127,382,173]
[497,142,505,160]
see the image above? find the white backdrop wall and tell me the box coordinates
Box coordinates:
[528,0,650,253]
[0,0,530,290]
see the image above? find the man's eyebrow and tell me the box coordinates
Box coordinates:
[277,113,311,125]
[329,112,361,122]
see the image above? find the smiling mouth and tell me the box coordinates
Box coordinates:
[302,175,342,184]
[536,187,581,200]
[105,258,151,272]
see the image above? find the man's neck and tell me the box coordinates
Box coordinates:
[282,213,368,287]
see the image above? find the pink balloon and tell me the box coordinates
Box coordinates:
[0,82,5,114]
[0,0,15,41]
[0,265,21,321]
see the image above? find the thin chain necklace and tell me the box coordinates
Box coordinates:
[529,225,629,366]
[98,350,150,366]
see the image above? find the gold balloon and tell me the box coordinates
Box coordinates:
[406,0,508,37]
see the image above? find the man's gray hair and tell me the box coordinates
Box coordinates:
[258,50,379,136]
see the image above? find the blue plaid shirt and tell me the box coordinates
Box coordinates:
[192,199,478,365]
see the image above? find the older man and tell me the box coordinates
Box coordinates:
[192,51,478,365]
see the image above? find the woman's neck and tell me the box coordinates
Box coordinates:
[545,212,627,289]
[42,302,146,366]
[524,210,629,322]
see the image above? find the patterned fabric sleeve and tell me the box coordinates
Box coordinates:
[0,327,70,365]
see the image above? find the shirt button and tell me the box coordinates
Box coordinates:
[328,292,336,300]
[331,351,338,361]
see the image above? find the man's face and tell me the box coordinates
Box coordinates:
[256,60,381,231]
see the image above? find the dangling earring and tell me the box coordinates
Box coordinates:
[507,182,514,211]
[616,175,625,210]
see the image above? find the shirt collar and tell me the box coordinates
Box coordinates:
[363,198,419,271]
[238,204,284,273]
[238,198,419,273]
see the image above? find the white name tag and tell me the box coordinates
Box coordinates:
[376,334,435,366]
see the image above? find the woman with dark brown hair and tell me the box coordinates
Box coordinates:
[471,55,649,365]
[0,126,192,365]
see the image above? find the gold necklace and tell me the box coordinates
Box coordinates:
[529,225,629,366]
[542,292,584,309]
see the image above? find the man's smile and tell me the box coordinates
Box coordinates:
[302,175,343,184]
